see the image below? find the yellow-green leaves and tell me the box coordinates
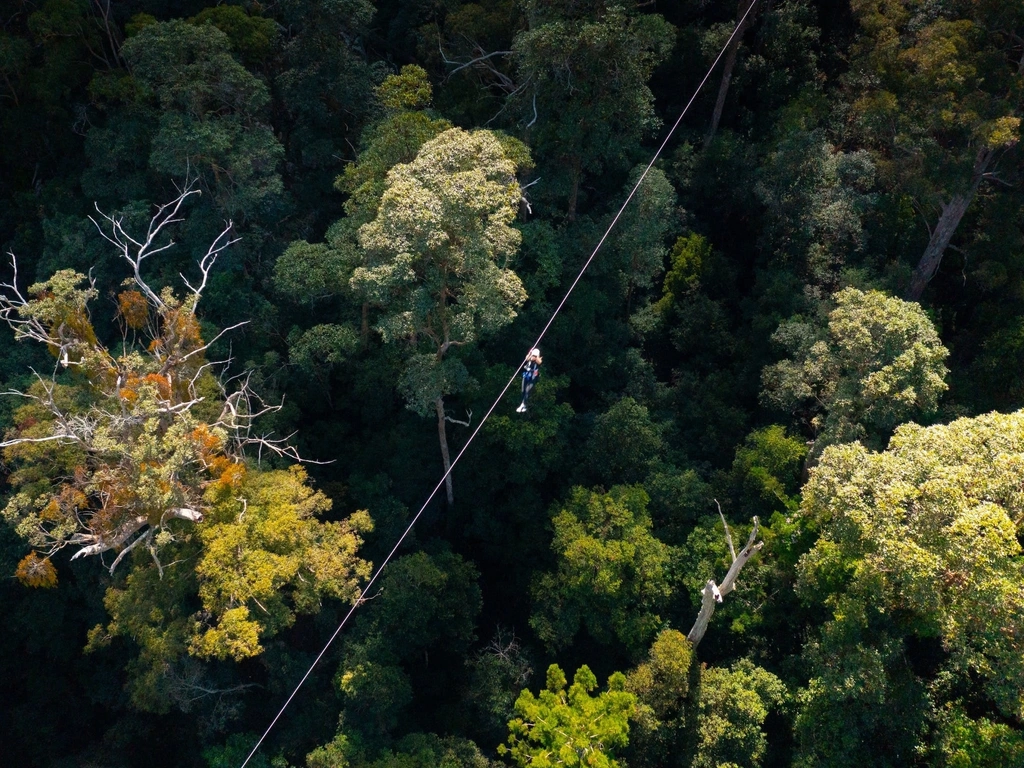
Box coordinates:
[980,116,1021,150]
[193,466,373,660]
[190,606,262,661]
[503,663,636,768]
[694,660,787,768]
[376,64,433,111]
[800,409,1024,721]
[762,288,948,454]
[531,486,674,653]
[86,464,374,706]
[627,629,692,723]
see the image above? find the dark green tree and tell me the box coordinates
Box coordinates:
[847,0,1024,299]
[513,0,674,218]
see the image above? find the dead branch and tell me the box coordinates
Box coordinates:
[445,409,472,427]
[444,49,513,80]
[107,528,152,574]
[179,223,240,299]
[0,186,329,572]
[438,37,518,92]
[89,182,201,309]
[687,515,763,649]
[716,499,736,561]
[0,254,62,348]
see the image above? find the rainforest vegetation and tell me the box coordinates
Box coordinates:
[1,1,1023,766]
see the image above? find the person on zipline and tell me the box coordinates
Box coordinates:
[516,348,542,413]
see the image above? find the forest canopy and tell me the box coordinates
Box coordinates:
[0,1,1022,767]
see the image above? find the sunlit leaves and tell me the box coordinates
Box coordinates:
[762,288,948,454]
[694,660,787,768]
[14,552,58,588]
[192,466,373,660]
[353,126,528,409]
[799,410,1024,730]
[503,664,636,768]
[531,486,674,653]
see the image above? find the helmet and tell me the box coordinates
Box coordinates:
[531,348,541,357]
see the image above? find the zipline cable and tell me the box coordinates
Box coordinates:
[240,3,759,764]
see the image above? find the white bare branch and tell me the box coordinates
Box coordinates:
[445,409,473,426]
[89,182,202,309]
[165,507,204,523]
[70,515,149,560]
[0,433,80,448]
[715,499,736,561]
[179,221,240,299]
[107,528,152,574]
[240,433,334,465]
[176,321,249,366]
[0,254,57,348]
[687,515,763,649]
[444,49,513,80]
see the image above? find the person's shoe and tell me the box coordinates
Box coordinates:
[516,403,526,413]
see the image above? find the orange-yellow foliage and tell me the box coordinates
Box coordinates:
[142,373,172,400]
[213,461,246,491]
[191,424,224,454]
[164,307,203,352]
[117,290,149,330]
[16,553,58,588]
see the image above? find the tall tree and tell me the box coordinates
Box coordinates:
[755,132,876,289]
[353,127,529,504]
[275,66,453,354]
[692,660,787,768]
[704,0,759,147]
[848,0,1024,299]
[795,409,1024,765]
[513,0,674,219]
[761,288,948,456]
[0,189,372,701]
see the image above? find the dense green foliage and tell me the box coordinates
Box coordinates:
[1,1,1022,766]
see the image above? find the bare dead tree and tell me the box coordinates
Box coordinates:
[439,36,519,95]
[687,504,764,649]
[0,183,320,571]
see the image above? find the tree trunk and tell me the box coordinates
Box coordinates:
[435,396,454,505]
[704,0,757,148]
[687,515,762,649]
[907,148,994,301]
[567,155,582,222]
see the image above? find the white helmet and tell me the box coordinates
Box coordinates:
[531,348,541,357]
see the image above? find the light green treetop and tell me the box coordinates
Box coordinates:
[502,663,636,768]
[353,126,527,409]
[799,409,1024,722]
[762,287,948,454]
[352,126,529,503]
[694,660,788,768]
[531,485,674,653]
